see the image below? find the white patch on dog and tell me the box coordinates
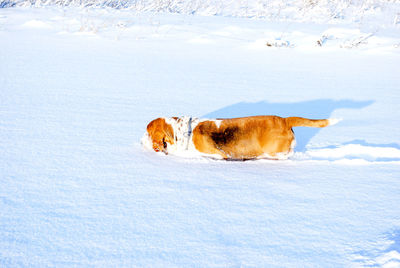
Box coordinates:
[290,139,296,150]
[328,118,342,126]
[164,116,200,154]
[213,120,222,129]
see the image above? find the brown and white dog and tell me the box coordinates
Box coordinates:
[142,116,339,160]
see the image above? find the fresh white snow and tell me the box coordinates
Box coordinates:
[1,3,400,267]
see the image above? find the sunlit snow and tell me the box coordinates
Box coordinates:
[1,2,400,267]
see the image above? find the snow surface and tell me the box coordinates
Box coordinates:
[1,5,400,267]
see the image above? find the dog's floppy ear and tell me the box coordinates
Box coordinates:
[146,118,175,151]
[147,118,162,137]
[163,121,174,144]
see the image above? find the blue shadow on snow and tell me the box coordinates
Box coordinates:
[203,99,374,152]
[353,229,400,266]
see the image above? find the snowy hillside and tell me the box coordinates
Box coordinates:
[2,0,400,28]
[1,2,400,268]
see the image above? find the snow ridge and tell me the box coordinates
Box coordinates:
[293,143,400,164]
[2,0,400,28]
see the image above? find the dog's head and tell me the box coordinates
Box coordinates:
[146,118,175,154]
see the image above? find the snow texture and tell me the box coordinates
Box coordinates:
[1,4,400,267]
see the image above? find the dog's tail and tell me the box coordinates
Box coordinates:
[286,117,341,128]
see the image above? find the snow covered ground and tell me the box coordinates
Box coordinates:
[1,4,400,267]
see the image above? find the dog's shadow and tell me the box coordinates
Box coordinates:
[203,99,374,152]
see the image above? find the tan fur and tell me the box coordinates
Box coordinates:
[146,115,331,160]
